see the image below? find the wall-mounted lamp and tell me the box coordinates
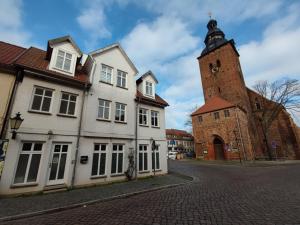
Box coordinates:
[10,112,24,139]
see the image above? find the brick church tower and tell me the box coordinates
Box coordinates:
[192,19,300,161]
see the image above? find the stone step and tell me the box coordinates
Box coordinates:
[43,184,68,194]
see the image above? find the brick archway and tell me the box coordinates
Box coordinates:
[213,136,225,160]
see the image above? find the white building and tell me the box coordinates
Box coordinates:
[0,36,92,195]
[0,37,169,196]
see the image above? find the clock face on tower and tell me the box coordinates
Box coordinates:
[209,60,221,74]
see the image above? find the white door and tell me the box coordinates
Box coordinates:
[47,144,69,185]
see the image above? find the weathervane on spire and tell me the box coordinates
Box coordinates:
[208,11,212,19]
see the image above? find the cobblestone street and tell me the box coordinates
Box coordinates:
[2,160,300,225]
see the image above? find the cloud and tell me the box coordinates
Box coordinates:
[122,16,200,72]
[77,0,112,50]
[0,0,32,46]
[135,0,283,24]
[239,3,300,85]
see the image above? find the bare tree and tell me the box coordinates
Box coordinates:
[253,78,300,159]
[184,105,198,133]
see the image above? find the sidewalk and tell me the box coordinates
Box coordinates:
[183,158,300,167]
[0,172,192,221]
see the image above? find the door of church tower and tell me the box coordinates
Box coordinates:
[213,137,225,160]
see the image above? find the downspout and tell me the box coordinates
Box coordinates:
[235,106,247,160]
[0,70,22,139]
[71,83,88,188]
[134,97,139,180]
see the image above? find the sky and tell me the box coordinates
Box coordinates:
[1,0,300,129]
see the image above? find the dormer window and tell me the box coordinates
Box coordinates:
[145,81,154,96]
[55,50,72,72]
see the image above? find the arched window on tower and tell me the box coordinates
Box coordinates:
[255,98,261,110]
[216,59,221,67]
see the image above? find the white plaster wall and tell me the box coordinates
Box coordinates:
[0,76,84,195]
[74,137,134,186]
[0,133,77,195]
[10,76,83,135]
[82,47,137,138]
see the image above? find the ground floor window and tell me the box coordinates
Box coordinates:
[152,146,160,170]
[139,145,148,171]
[14,142,43,184]
[111,144,124,175]
[92,144,107,176]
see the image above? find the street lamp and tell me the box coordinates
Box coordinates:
[10,112,24,139]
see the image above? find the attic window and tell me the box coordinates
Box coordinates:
[55,50,72,72]
[145,81,154,96]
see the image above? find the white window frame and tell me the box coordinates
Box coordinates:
[55,49,73,72]
[152,145,160,171]
[91,144,107,177]
[145,81,154,97]
[111,144,124,175]
[100,64,113,84]
[98,99,111,120]
[138,145,148,172]
[13,142,43,185]
[115,102,126,122]
[139,108,148,126]
[151,110,159,127]
[117,70,127,88]
[58,92,77,116]
[30,86,54,113]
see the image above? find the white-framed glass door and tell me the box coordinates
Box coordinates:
[47,144,69,185]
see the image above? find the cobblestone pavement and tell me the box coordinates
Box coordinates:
[2,160,300,225]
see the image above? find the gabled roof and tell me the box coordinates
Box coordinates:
[0,41,26,68]
[15,47,89,87]
[136,90,169,108]
[136,70,159,84]
[166,129,193,138]
[191,96,235,116]
[89,43,138,75]
[47,35,83,56]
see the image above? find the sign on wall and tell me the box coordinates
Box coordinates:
[0,139,9,177]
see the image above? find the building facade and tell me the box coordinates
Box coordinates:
[166,129,194,152]
[0,42,26,176]
[0,38,168,196]
[192,19,300,161]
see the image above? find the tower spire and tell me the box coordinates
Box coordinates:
[201,19,228,56]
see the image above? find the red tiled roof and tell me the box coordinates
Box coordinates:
[191,96,235,116]
[166,129,193,138]
[0,41,26,66]
[15,47,89,84]
[136,90,169,108]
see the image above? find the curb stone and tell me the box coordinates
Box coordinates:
[0,174,193,222]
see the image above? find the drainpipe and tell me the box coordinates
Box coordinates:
[134,98,139,180]
[71,83,88,188]
[235,106,247,161]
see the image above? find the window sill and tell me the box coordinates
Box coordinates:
[152,169,162,172]
[91,175,107,179]
[96,118,111,122]
[57,114,77,118]
[11,182,38,189]
[151,126,160,129]
[114,121,127,124]
[100,81,113,86]
[110,173,125,177]
[53,67,73,75]
[139,124,149,127]
[28,110,52,115]
[138,171,150,174]
[116,85,128,90]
